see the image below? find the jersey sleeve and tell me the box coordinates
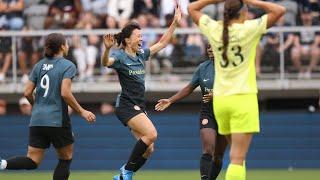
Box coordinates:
[62,63,77,80]
[247,14,268,36]
[29,63,39,83]
[198,15,219,38]
[109,51,122,69]
[140,48,151,61]
[189,65,200,88]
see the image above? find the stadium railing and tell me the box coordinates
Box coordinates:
[0,26,320,94]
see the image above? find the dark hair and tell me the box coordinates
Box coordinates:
[223,0,244,65]
[114,22,141,47]
[44,33,66,58]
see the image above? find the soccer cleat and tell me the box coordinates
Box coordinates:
[113,174,121,180]
[0,158,4,170]
[120,165,134,180]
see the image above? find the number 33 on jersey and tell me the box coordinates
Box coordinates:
[198,14,268,96]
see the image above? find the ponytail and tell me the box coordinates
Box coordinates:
[222,0,245,67]
[114,32,124,46]
[222,11,230,66]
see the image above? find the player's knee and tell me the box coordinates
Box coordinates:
[58,152,73,161]
[202,143,214,155]
[146,130,157,143]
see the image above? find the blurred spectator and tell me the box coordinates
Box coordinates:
[44,0,83,29]
[291,9,320,79]
[72,35,99,81]
[81,0,108,15]
[160,0,189,27]
[161,0,189,16]
[184,24,205,65]
[24,0,50,30]
[107,0,133,28]
[298,0,320,24]
[75,11,99,28]
[259,16,296,73]
[132,0,158,18]
[0,99,6,115]
[100,102,114,115]
[18,28,41,84]
[19,97,31,116]
[0,28,12,82]
[73,13,100,81]
[275,0,298,26]
[0,0,25,30]
[105,15,118,29]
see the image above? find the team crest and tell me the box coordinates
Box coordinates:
[202,119,209,125]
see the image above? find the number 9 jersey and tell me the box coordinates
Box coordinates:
[28,57,77,128]
[198,14,268,96]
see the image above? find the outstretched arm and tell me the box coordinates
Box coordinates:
[61,78,96,123]
[188,0,224,26]
[155,84,196,111]
[150,4,181,56]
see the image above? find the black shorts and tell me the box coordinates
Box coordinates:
[199,103,218,130]
[29,126,74,149]
[115,97,147,126]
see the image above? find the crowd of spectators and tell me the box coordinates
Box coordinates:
[0,0,319,83]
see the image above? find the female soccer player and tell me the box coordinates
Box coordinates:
[155,44,228,180]
[101,5,181,180]
[0,33,96,180]
[188,0,285,180]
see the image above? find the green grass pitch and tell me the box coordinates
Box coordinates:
[1,169,320,180]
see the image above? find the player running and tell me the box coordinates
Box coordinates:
[188,0,285,179]
[0,33,96,180]
[101,4,181,180]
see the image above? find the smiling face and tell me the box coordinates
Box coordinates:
[126,29,143,52]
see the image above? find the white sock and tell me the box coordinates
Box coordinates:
[0,160,7,170]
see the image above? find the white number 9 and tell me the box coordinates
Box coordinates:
[40,74,50,97]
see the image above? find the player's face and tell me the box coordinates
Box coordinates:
[61,40,69,56]
[206,45,214,60]
[127,29,143,52]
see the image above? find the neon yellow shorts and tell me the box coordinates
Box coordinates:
[213,94,260,135]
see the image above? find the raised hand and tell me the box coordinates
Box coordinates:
[103,34,115,49]
[155,99,172,111]
[173,2,182,25]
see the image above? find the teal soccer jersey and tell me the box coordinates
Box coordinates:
[110,48,150,109]
[29,57,77,127]
[189,60,215,96]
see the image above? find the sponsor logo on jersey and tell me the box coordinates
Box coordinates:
[202,119,209,125]
[129,69,145,75]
